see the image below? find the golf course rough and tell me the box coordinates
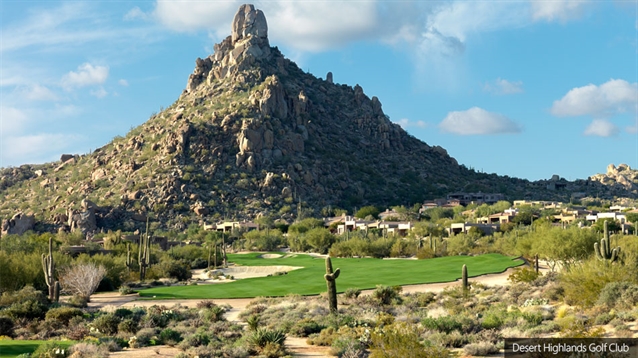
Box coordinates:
[139,253,523,299]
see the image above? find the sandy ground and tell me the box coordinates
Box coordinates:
[96,258,544,358]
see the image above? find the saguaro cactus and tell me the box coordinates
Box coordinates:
[324,256,341,314]
[595,220,620,263]
[41,237,59,302]
[126,242,132,274]
[462,264,468,291]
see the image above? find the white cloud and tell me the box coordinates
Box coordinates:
[118,79,129,86]
[550,79,638,118]
[90,87,108,98]
[484,78,523,95]
[0,106,29,135]
[584,119,619,137]
[62,63,109,89]
[394,118,427,129]
[15,84,59,101]
[1,133,83,166]
[124,7,149,21]
[626,125,637,134]
[439,107,522,135]
[530,0,589,22]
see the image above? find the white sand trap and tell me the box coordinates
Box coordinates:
[218,265,302,279]
[259,254,283,259]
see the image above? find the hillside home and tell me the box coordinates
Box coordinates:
[214,221,259,233]
[478,212,515,224]
[448,222,499,236]
[585,212,627,224]
[446,192,504,206]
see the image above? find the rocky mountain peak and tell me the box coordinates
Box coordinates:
[232,4,268,44]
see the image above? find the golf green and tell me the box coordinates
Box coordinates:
[0,340,74,358]
[139,253,523,299]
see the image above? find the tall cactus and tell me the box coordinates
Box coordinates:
[595,220,620,263]
[462,264,468,292]
[138,220,151,280]
[324,256,341,314]
[41,237,59,302]
[126,242,132,274]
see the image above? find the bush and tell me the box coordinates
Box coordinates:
[508,267,541,284]
[248,328,286,348]
[159,328,182,346]
[597,281,638,309]
[92,313,120,335]
[119,285,134,295]
[422,316,462,334]
[343,288,361,300]
[156,259,192,281]
[45,306,84,324]
[59,263,107,301]
[69,342,110,358]
[2,299,49,320]
[31,341,67,358]
[290,318,323,337]
[370,322,448,358]
[463,342,499,356]
[68,295,88,308]
[118,319,139,334]
[373,285,401,305]
[0,285,48,307]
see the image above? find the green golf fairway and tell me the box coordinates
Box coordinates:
[139,253,523,299]
[0,340,74,358]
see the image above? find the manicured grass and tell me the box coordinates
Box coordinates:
[139,253,523,299]
[0,340,74,358]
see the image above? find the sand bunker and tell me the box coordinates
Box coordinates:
[259,254,283,259]
[217,265,302,279]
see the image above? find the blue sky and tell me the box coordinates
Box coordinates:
[1,1,637,182]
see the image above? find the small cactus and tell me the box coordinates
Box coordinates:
[595,221,620,263]
[462,264,468,291]
[324,256,340,314]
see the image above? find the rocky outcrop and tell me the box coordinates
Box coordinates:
[1,212,35,235]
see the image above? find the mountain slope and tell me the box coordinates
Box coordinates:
[0,4,634,234]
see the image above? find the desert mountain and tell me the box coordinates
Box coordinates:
[0,4,636,235]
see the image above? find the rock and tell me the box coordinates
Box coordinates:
[128,191,142,200]
[92,168,108,181]
[1,212,35,235]
[607,164,617,175]
[131,213,147,222]
[326,72,333,84]
[281,186,292,198]
[34,170,44,177]
[232,4,268,44]
[194,206,209,216]
[60,154,74,162]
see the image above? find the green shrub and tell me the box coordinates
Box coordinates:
[290,318,323,337]
[343,288,361,300]
[373,285,402,305]
[118,318,139,333]
[463,342,499,356]
[119,285,134,295]
[92,313,120,335]
[159,328,183,346]
[0,285,48,307]
[199,305,226,323]
[31,341,67,358]
[156,259,192,281]
[68,295,88,308]
[248,328,286,348]
[45,306,84,324]
[508,267,541,283]
[2,299,48,320]
[370,322,448,358]
[481,311,504,330]
[421,316,462,334]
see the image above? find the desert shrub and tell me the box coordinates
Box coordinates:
[522,311,543,326]
[155,258,192,281]
[594,312,615,325]
[422,315,462,334]
[31,341,67,358]
[68,295,88,308]
[481,311,505,330]
[118,319,138,334]
[370,322,448,358]
[404,292,436,308]
[159,328,182,346]
[248,327,286,348]
[246,314,260,331]
[343,288,361,300]
[597,281,638,309]
[0,285,48,307]
[508,267,541,283]
[178,331,210,349]
[290,318,323,337]
[330,337,366,358]
[45,306,84,325]
[190,258,208,269]
[463,342,499,356]
[119,285,134,295]
[2,298,49,320]
[560,258,632,307]
[59,262,107,301]
[92,313,120,335]
[69,342,110,358]
[135,327,158,347]
[373,285,402,305]
[199,305,226,323]
[0,316,14,337]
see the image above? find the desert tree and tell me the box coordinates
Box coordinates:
[59,263,107,301]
